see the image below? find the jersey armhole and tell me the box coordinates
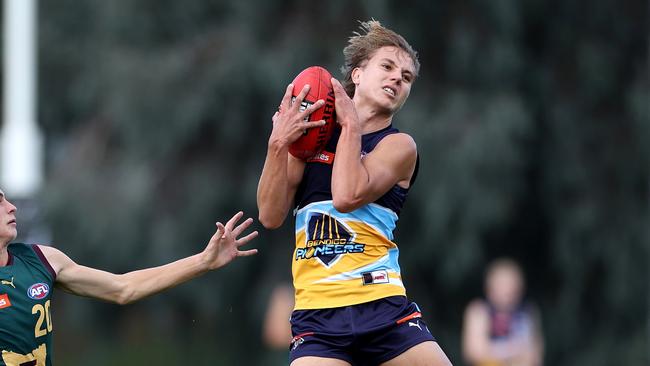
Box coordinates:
[30,244,57,281]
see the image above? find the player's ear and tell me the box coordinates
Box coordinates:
[351,67,361,85]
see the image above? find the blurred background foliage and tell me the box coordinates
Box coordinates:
[6,0,647,364]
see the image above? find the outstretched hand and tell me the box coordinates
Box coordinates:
[203,211,258,270]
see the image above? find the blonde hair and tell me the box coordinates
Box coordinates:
[341,20,420,97]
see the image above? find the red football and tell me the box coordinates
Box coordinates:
[288,66,336,161]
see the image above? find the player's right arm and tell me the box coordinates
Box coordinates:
[257,83,325,229]
[257,146,304,229]
[462,299,497,365]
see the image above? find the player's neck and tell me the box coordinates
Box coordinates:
[0,247,7,267]
[354,103,393,134]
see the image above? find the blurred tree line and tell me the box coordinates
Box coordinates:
[7,0,646,364]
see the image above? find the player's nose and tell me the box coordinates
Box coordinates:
[5,200,16,214]
[388,69,402,83]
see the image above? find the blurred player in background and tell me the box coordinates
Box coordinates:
[257,20,452,366]
[462,258,544,366]
[0,188,258,366]
[261,281,296,366]
[263,282,295,350]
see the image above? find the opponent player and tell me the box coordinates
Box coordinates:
[0,189,258,366]
[257,20,452,365]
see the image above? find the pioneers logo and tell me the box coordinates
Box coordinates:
[27,283,50,300]
[295,213,364,266]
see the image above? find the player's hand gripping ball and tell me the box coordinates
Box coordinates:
[289,66,336,160]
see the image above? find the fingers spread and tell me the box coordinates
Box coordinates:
[237,249,258,257]
[293,84,311,110]
[279,83,294,110]
[232,217,254,238]
[306,120,327,130]
[236,231,259,246]
[225,211,244,232]
[301,100,324,121]
[214,221,224,235]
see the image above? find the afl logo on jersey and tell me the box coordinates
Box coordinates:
[27,283,50,300]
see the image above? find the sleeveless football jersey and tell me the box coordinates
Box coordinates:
[474,300,538,366]
[292,125,418,309]
[0,243,56,366]
[487,300,535,341]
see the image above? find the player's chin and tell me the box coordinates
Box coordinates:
[392,103,406,114]
[377,103,399,115]
[6,230,17,241]
[370,98,391,111]
[390,98,409,113]
[377,97,405,114]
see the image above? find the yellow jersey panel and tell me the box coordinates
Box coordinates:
[292,201,406,309]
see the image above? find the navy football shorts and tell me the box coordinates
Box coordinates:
[289,296,436,365]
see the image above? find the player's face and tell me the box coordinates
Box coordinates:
[486,266,523,311]
[353,46,416,114]
[0,190,18,243]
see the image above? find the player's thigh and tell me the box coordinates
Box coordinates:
[290,356,352,366]
[379,341,453,366]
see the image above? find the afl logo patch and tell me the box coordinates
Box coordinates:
[27,283,50,300]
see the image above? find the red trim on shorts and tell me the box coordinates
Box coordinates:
[396,311,422,324]
[292,332,315,342]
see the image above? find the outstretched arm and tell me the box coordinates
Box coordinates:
[41,211,258,305]
[257,83,326,228]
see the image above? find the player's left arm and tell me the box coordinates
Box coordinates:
[330,79,416,212]
[39,211,258,305]
[333,133,416,213]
